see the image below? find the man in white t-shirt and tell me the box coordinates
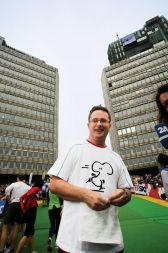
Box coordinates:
[48,105,133,253]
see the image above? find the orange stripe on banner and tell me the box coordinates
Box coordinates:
[133,194,168,207]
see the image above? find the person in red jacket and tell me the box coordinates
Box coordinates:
[15,179,44,253]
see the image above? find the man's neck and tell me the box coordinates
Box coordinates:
[87,138,107,148]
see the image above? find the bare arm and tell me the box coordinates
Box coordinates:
[5,183,14,196]
[108,188,132,207]
[49,176,109,211]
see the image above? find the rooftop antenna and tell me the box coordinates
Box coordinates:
[117,32,122,46]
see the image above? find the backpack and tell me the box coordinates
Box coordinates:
[0,199,8,218]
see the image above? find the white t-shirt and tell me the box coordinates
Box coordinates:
[48,141,133,253]
[5,181,31,203]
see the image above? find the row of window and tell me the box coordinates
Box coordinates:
[113,92,156,113]
[1,83,55,105]
[106,44,168,76]
[0,135,53,148]
[0,102,54,121]
[1,125,53,140]
[1,79,56,98]
[115,69,167,95]
[1,92,53,112]
[0,147,54,160]
[116,114,156,132]
[0,48,56,76]
[0,113,54,129]
[119,132,157,147]
[0,112,54,129]
[113,90,156,112]
[109,70,168,97]
[118,126,136,136]
[125,155,157,167]
[114,101,156,120]
[0,161,51,170]
[0,66,55,90]
[121,143,161,156]
[0,58,55,83]
[110,80,166,106]
[0,71,56,94]
[108,52,168,83]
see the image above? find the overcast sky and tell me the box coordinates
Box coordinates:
[1,0,168,154]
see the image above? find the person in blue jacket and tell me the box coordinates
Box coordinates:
[155,84,168,148]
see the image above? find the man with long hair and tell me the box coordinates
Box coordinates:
[155,84,168,149]
[155,85,168,200]
[156,84,168,125]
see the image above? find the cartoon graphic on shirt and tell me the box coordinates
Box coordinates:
[86,161,113,192]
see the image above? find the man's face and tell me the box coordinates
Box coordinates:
[160,92,168,112]
[88,110,111,143]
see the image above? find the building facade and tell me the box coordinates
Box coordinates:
[0,36,59,177]
[102,16,168,173]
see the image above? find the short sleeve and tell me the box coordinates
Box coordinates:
[117,156,133,189]
[47,144,79,181]
[5,183,14,196]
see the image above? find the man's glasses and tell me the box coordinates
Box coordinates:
[89,118,110,124]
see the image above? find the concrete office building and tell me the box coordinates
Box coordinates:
[0,36,59,178]
[102,16,168,173]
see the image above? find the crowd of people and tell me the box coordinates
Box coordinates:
[131,173,163,188]
[0,176,62,253]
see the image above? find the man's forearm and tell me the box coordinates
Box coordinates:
[49,176,89,202]
[49,176,109,211]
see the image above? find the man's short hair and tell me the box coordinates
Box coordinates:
[33,179,44,188]
[88,105,111,122]
[157,153,168,167]
[17,174,25,181]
